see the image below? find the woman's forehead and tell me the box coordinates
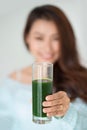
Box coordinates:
[29,19,59,35]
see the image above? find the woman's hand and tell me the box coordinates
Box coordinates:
[42,91,70,117]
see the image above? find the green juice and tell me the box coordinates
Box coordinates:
[32,79,52,117]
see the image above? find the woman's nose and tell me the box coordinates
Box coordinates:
[43,40,52,53]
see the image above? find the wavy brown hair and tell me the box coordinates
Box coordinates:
[23,5,87,102]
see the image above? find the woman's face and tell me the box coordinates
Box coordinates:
[26,19,60,63]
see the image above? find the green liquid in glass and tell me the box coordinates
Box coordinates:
[32,79,52,117]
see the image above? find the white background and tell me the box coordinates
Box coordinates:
[0,0,87,77]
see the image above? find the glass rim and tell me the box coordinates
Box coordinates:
[32,62,53,66]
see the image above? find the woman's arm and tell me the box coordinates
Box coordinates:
[63,102,87,130]
[0,78,14,130]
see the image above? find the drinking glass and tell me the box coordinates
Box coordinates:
[32,62,53,124]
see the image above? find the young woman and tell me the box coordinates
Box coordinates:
[0,4,87,130]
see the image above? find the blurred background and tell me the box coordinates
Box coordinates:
[0,0,87,77]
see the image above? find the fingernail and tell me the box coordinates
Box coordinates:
[43,109,46,113]
[42,102,45,106]
[47,113,50,117]
[46,97,48,100]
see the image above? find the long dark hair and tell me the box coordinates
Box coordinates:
[23,5,87,102]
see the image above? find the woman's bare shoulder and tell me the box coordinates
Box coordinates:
[9,66,32,84]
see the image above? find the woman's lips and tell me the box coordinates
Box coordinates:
[40,54,53,60]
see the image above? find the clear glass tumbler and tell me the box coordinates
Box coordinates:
[32,62,53,124]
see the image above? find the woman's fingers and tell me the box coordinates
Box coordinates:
[43,104,63,113]
[43,104,69,117]
[42,91,70,117]
[43,99,62,107]
[46,91,67,100]
[47,110,64,117]
[43,91,69,107]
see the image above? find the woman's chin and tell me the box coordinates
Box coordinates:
[37,58,54,63]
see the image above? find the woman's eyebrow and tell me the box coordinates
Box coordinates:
[33,32,59,36]
[52,33,59,36]
[33,32,44,35]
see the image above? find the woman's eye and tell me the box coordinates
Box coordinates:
[53,37,59,41]
[35,37,43,40]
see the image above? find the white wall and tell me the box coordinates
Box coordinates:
[0,0,87,77]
